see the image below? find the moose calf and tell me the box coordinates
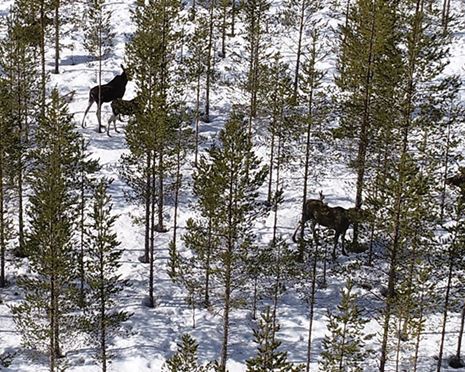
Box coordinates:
[107,97,140,135]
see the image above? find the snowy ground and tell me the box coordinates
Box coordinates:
[1,0,465,371]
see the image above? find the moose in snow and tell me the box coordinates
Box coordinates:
[81,65,129,134]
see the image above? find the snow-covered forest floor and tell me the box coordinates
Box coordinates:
[1,0,465,371]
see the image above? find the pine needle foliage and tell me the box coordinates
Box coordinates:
[320,279,370,372]
[246,306,304,372]
[83,0,114,61]
[163,334,215,372]
[11,89,83,371]
[83,178,130,372]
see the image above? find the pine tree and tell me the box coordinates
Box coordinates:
[295,29,331,259]
[83,0,115,132]
[246,306,304,372]
[124,0,181,306]
[168,115,193,278]
[0,5,40,258]
[281,0,321,99]
[163,334,215,372]
[0,80,16,288]
[320,279,370,371]
[76,139,100,306]
[336,0,403,243]
[185,112,268,371]
[261,54,295,204]
[83,179,130,372]
[374,2,460,368]
[243,0,271,140]
[11,89,83,371]
[185,13,210,166]
[203,0,217,123]
[83,0,114,62]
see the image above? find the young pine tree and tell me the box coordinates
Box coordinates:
[0,5,40,258]
[246,306,304,372]
[83,179,130,372]
[163,334,215,372]
[243,0,271,139]
[11,89,83,371]
[83,0,114,62]
[0,80,16,288]
[124,0,181,306]
[320,279,370,372]
[196,112,268,371]
[84,0,115,132]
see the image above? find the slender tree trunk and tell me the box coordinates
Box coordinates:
[0,152,5,288]
[293,0,306,100]
[455,303,465,361]
[353,2,376,243]
[441,0,451,32]
[338,321,347,371]
[299,65,315,260]
[18,157,25,256]
[437,250,454,372]
[50,275,56,372]
[267,125,275,204]
[413,291,425,372]
[157,148,165,231]
[100,249,107,372]
[379,184,403,371]
[221,2,227,57]
[305,252,318,372]
[204,1,214,123]
[194,75,201,167]
[79,161,86,305]
[172,148,182,251]
[54,0,60,74]
[219,252,232,372]
[143,154,152,263]
[231,0,236,36]
[98,16,103,133]
[220,167,236,372]
[204,217,212,307]
[440,121,451,220]
[40,0,46,112]
[149,156,156,308]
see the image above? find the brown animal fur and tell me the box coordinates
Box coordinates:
[292,199,362,259]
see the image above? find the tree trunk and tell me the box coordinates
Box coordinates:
[100,248,107,372]
[54,0,60,74]
[157,148,165,231]
[204,2,214,123]
[305,251,318,372]
[0,150,5,288]
[437,250,454,372]
[149,155,156,308]
[143,154,152,263]
[353,2,376,243]
[299,60,315,260]
[293,0,306,100]
[219,252,232,372]
[455,303,465,360]
[204,217,212,307]
[194,74,201,167]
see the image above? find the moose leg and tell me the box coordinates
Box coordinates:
[81,99,94,128]
[114,115,121,132]
[96,103,103,133]
[292,221,302,243]
[311,220,318,247]
[341,231,347,256]
[332,232,339,260]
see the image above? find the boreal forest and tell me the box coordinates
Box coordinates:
[0,0,465,371]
